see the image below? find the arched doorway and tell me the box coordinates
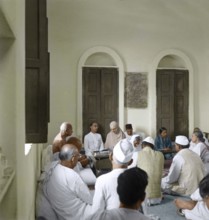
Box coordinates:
[150,49,194,138]
[77,46,125,140]
[156,55,189,140]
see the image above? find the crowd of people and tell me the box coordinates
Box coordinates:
[36,121,209,220]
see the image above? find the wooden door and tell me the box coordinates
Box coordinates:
[157,69,189,140]
[82,67,118,141]
[25,0,49,143]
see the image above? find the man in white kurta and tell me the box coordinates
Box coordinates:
[91,139,134,214]
[36,162,58,220]
[42,144,92,220]
[96,208,151,220]
[84,122,104,157]
[88,167,150,220]
[184,201,209,220]
[175,174,209,220]
[162,135,205,196]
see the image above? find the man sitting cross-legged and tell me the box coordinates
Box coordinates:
[42,144,92,220]
[91,139,134,213]
[89,167,150,220]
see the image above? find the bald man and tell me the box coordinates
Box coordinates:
[43,144,92,220]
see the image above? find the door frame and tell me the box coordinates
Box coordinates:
[150,49,194,137]
[77,46,125,139]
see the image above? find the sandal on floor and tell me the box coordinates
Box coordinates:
[177,208,185,217]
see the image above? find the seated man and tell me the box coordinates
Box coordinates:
[84,121,104,156]
[174,173,209,220]
[52,122,73,158]
[42,144,92,220]
[124,123,135,140]
[105,121,126,150]
[128,134,142,168]
[137,136,164,205]
[89,167,150,220]
[66,136,90,168]
[91,139,134,214]
[161,135,205,196]
[66,136,96,186]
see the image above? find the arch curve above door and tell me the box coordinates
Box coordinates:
[77,46,125,138]
[150,49,194,137]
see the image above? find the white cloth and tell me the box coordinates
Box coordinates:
[124,131,136,141]
[90,208,151,220]
[191,188,202,201]
[43,162,92,220]
[41,145,53,172]
[189,142,209,174]
[91,168,126,214]
[113,139,134,163]
[128,147,141,168]
[84,132,104,156]
[182,187,209,220]
[184,201,209,220]
[161,149,204,195]
[36,170,58,220]
[41,142,96,186]
[189,142,209,162]
[162,153,185,185]
[175,135,189,145]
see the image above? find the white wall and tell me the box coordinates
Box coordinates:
[0,1,17,219]
[0,1,42,220]
[47,0,209,143]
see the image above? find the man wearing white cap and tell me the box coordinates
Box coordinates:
[91,139,134,215]
[137,136,164,206]
[161,135,205,196]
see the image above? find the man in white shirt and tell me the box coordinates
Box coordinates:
[128,134,142,168]
[124,124,135,140]
[90,167,150,220]
[42,144,92,220]
[162,135,205,196]
[174,174,209,220]
[91,139,134,214]
[84,121,104,156]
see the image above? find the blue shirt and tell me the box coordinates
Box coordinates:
[154,135,172,151]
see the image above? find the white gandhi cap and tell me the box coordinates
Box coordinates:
[175,135,189,146]
[113,139,134,164]
[143,136,154,145]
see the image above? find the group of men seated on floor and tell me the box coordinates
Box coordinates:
[36,121,209,220]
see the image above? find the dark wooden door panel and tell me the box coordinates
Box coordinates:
[25,0,49,143]
[83,67,118,141]
[101,68,118,139]
[157,70,174,139]
[82,68,101,139]
[157,69,188,140]
[174,71,189,137]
